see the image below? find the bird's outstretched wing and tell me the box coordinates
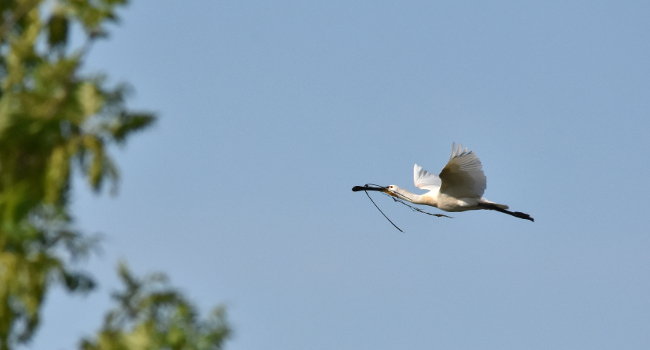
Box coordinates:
[413,163,441,191]
[439,143,486,198]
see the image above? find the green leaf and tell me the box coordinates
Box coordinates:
[77,82,104,119]
[45,145,70,203]
[112,112,156,143]
[47,12,69,49]
[61,270,96,293]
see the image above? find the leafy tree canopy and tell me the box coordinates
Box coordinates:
[0,1,229,349]
[81,263,230,350]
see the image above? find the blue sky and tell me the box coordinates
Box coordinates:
[31,1,650,349]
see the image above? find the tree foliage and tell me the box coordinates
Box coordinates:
[80,263,230,350]
[0,1,228,349]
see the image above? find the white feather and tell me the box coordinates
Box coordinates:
[413,163,441,191]
[439,143,487,198]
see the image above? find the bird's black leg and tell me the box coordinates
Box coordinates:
[478,203,534,222]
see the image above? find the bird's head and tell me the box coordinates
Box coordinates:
[384,185,401,197]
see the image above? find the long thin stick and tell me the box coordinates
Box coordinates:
[363,190,404,232]
[389,195,453,218]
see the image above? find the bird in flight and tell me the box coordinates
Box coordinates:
[354,143,534,222]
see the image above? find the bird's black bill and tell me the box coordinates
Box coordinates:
[352,184,388,192]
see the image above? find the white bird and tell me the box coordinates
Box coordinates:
[382,143,533,221]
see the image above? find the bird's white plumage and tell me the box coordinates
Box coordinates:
[377,143,532,221]
[438,143,487,198]
[413,163,441,190]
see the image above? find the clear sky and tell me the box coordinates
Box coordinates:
[31,1,650,349]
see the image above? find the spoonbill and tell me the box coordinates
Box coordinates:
[354,143,534,222]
